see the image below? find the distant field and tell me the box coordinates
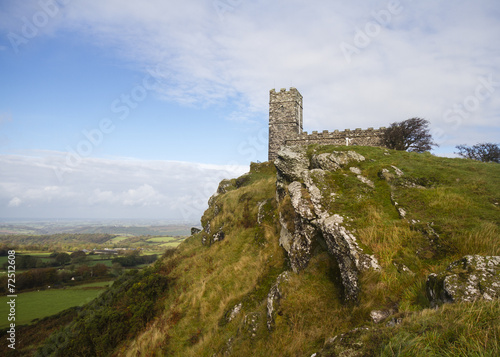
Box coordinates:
[85,256,115,267]
[108,235,131,243]
[0,281,110,329]
[146,236,175,243]
[146,236,185,247]
[18,252,52,256]
[160,242,181,248]
[67,281,111,289]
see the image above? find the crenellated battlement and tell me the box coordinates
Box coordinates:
[284,127,386,149]
[289,127,386,139]
[268,88,386,161]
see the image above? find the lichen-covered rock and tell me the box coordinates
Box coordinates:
[316,327,370,357]
[317,215,380,302]
[393,261,415,275]
[370,308,397,323]
[213,229,225,243]
[217,178,235,194]
[278,214,293,253]
[256,200,267,225]
[226,303,242,323]
[207,179,235,207]
[288,181,315,220]
[191,227,201,235]
[267,271,290,330]
[356,175,375,188]
[274,146,310,182]
[391,165,404,177]
[278,210,316,273]
[287,220,316,272]
[426,255,500,307]
[379,165,404,182]
[311,151,365,171]
[242,312,261,338]
[349,167,362,175]
[378,168,395,182]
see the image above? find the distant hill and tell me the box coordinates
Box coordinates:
[0,222,193,237]
[27,146,500,356]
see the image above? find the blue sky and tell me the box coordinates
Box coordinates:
[0,0,499,221]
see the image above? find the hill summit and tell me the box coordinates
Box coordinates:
[35,145,500,356]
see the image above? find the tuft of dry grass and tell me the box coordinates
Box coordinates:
[450,221,500,257]
[378,300,500,356]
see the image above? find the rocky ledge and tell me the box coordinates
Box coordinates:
[426,255,500,307]
[274,146,380,303]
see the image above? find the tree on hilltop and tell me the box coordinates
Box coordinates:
[455,143,500,163]
[383,118,438,153]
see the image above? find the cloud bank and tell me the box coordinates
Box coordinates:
[0,152,248,221]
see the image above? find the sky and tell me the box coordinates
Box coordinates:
[0,0,499,222]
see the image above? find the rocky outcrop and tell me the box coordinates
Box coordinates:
[267,271,290,330]
[207,179,236,207]
[315,327,370,357]
[311,151,365,171]
[274,146,310,182]
[274,146,380,303]
[225,303,243,323]
[191,227,201,235]
[426,255,500,307]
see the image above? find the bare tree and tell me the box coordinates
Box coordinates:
[383,118,438,153]
[455,143,500,163]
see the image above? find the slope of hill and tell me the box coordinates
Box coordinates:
[32,145,500,356]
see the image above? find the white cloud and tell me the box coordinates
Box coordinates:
[122,184,163,207]
[0,153,248,220]
[8,197,22,207]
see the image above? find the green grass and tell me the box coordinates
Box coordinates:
[84,255,115,267]
[0,283,108,329]
[108,235,131,243]
[67,281,111,289]
[0,256,8,267]
[146,236,175,243]
[160,242,182,248]
[146,236,185,248]
[353,300,500,356]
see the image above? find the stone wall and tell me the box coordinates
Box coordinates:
[285,127,385,148]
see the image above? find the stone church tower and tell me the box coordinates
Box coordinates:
[268,88,303,161]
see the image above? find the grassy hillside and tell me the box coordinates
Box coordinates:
[32,146,500,356]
